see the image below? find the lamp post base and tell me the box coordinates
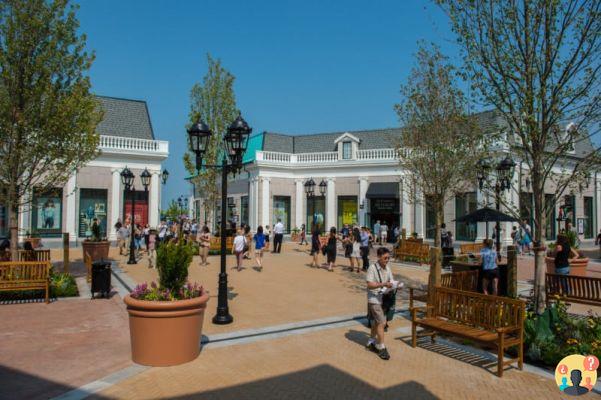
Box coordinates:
[212,311,233,325]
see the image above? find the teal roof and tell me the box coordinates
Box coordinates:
[243,132,264,164]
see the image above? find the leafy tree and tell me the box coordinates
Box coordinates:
[438,0,601,313]
[395,43,488,248]
[183,54,238,227]
[0,0,102,257]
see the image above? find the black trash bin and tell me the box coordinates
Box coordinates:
[91,260,111,299]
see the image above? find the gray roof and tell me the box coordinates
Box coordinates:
[96,96,155,140]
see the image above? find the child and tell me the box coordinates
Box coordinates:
[253,226,266,270]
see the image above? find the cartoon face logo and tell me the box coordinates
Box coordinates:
[555,354,598,396]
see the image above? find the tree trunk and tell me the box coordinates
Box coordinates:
[532,171,547,314]
[7,194,18,261]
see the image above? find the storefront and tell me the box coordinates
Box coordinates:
[306,196,326,233]
[79,189,108,238]
[337,196,357,227]
[368,198,399,233]
[32,188,63,237]
[273,196,291,232]
[455,192,477,241]
[123,190,149,226]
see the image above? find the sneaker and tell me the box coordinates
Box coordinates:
[378,347,390,360]
[366,342,378,353]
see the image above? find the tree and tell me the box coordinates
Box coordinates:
[438,0,601,313]
[184,54,238,227]
[395,43,488,248]
[0,0,103,257]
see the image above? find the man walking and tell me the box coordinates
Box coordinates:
[373,220,381,244]
[360,226,370,270]
[273,219,284,253]
[366,247,394,360]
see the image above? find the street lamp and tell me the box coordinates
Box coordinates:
[161,169,169,185]
[187,114,252,325]
[477,155,516,260]
[304,178,327,233]
[121,167,151,265]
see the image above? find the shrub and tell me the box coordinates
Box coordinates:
[130,281,203,301]
[156,240,195,294]
[50,272,78,297]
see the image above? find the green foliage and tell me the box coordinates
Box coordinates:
[565,230,579,249]
[0,0,103,254]
[156,241,195,294]
[524,299,601,367]
[184,54,239,219]
[50,272,78,297]
[161,200,183,223]
[90,221,103,242]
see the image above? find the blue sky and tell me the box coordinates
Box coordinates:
[76,0,459,207]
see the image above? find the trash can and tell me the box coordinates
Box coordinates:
[91,260,111,299]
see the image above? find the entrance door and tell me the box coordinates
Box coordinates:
[369,198,399,242]
[124,190,149,226]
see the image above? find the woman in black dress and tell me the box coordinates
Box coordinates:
[326,227,338,272]
[310,227,321,268]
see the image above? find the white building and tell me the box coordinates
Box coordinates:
[2,96,169,245]
[191,110,600,245]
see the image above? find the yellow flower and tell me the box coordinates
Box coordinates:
[566,338,579,345]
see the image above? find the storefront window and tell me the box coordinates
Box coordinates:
[273,196,291,233]
[425,195,436,239]
[306,196,326,233]
[337,196,357,228]
[544,194,556,241]
[32,188,63,237]
[342,142,352,159]
[240,196,249,226]
[455,192,477,241]
[584,196,594,239]
[79,189,108,238]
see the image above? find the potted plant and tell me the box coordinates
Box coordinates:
[124,240,209,366]
[24,231,42,249]
[81,220,110,261]
[545,231,589,276]
[291,227,300,242]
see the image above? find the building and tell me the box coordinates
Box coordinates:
[1,96,169,245]
[191,110,600,244]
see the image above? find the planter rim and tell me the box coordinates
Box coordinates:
[124,291,209,311]
[545,256,590,262]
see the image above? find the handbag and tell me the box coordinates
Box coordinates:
[376,266,396,311]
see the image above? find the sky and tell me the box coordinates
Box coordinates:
[76,0,460,208]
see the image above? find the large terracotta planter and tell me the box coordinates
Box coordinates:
[82,241,110,261]
[124,292,210,366]
[545,257,589,276]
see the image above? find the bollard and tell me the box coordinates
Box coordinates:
[428,247,442,305]
[507,245,517,298]
[63,232,69,274]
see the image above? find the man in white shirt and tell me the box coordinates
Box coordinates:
[366,247,395,360]
[273,219,284,253]
[380,222,388,244]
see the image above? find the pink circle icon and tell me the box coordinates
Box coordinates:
[557,364,568,374]
[583,355,599,371]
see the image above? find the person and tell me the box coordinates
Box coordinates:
[118,223,130,256]
[310,227,321,268]
[253,225,266,270]
[42,199,56,229]
[197,226,211,266]
[114,219,122,235]
[343,230,354,269]
[584,376,594,391]
[564,369,589,396]
[147,229,157,268]
[0,238,10,261]
[373,220,381,244]
[521,219,532,254]
[341,224,350,239]
[273,219,284,253]
[265,225,271,251]
[325,227,338,272]
[143,224,150,253]
[350,227,362,273]
[183,219,191,239]
[243,225,252,259]
[442,226,454,268]
[158,220,168,243]
[380,222,388,244]
[360,226,370,271]
[299,223,307,245]
[190,220,198,241]
[480,239,499,295]
[511,226,522,255]
[554,234,578,277]
[134,224,142,257]
[232,229,246,272]
[393,225,400,242]
[366,247,396,360]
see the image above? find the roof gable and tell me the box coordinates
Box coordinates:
[334,132,361,144]
[96,96,155,140]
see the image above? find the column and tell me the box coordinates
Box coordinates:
[415,188,424,237]
[295,179,305,229]
[261,177,270,227]
[110,169,121,241]
[400,177,411,233]
[148,172,160,228]
[476,187,487,240]
[65,173,77,241]
[251,178,260,229]
[248,178,255,228]
[19,189,32,240]
[326,178,336,229]
[358,177,369,226]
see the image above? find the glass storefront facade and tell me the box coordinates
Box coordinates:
[455,192,477,241]
[306,196,326,233]
[584,196,594,239]
[79,189,108,238]
[337,196,357,228]
[32,188,63,237]
[273,196,291,232]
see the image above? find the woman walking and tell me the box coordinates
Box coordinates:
[480,239,499,296]
[554,234,577,294]
[197,226,211,266]
[253,226,266,270]
[325,227,338,272]
[310,227,321,268]
[299,224,307,245]
[243,225,252,259]
[350,227,362,273]
[232,229,246,272]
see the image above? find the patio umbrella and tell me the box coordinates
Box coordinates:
[454,207,518,239]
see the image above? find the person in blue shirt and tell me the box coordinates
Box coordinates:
[253,225,266,271]
[480,239,499,295]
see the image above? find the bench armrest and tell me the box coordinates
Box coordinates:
[410,305,432,320]
[496,326,520,334]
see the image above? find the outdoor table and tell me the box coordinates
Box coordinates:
[449,259,508,296]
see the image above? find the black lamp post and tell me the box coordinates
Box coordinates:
[304,178,327,234]
[187,114,252,325]
[161,169,169,185]
[477,155,516,260]
[121,167,151,264]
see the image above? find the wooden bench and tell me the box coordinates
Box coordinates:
[411,286,525,377]
[409,270,479,309]
[545,273,601,307]
[18,249,51,262]
[0,261,51,303]
[395,240,430,264]
[209,237,233,252]
[459,242,485,255]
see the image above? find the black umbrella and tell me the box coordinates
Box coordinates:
[454,207,518,239]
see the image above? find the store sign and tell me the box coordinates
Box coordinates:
[371,198,397,213]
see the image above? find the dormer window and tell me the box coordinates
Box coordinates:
[342,142,352,159]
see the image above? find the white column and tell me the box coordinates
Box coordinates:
[326,178,336,229]
[248,178,255,229]
[401,179,411,233]
[148,172,160,228]
[415,189,424,238]
[110,169,121,241]
[65,173,77,241]
[476,187,487,240]
[251,178,260,229]
[19,190,31,240]
[188,195,194,220]
[358,177,369,226]
[295,179,304,229]
[261,177,270,227]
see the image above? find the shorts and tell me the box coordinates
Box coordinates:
[483,268,499,280]
[368,303,386,325]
